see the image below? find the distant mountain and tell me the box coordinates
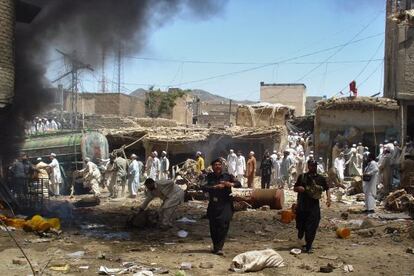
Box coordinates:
[130,88,255,104]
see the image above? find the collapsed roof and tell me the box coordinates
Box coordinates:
[315,97,399,111]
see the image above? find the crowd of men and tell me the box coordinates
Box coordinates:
[8,134,414,256]
[26,117,63,135]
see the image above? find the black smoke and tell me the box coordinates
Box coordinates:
[0,0,227,164]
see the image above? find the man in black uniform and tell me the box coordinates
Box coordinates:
[294,159,331,253]
[202,158,241,255]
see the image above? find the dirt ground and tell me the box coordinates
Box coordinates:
[0,185,413,276]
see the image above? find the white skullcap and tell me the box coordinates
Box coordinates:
[196,151,201,155]
[352,144,356,147]
[153,151,158,156]
[130,154,137,158]
[50,153,56,157]
[273,150,277,154]
[36,157,42,161]
[250,151,254,155]
[229,149,234,153]
[84,157,90,162]
[162,151,166,154]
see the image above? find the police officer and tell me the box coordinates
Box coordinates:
[294,159,331,253]
[201,158,241,255]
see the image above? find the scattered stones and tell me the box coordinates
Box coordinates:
[318,255,338,261]
[97,251,106,260]
[360,218,376,229]
[299,263,313,271]
[260,205,270,211]
[199,262,214,269]
[290,248,301,256]
[406,248,414,254]
[409,226,414,240]
[340,212,349,220]
[12,258,26,265]
[319,263,334,273]
[180,262,192,270]
[356,229,376,238]
[343,264,354,273]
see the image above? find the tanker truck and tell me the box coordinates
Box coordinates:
[22,131,109,194]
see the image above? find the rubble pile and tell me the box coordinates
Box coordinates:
[384,189,414,212]
[316,96,399,111]
[175,159,200,188]
[346,176,363,196]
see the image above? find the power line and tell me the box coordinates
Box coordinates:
[170,32,384,87]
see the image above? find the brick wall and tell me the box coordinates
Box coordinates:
[260,83,306,116]
[63,92,145,117]
[0,0,15,107]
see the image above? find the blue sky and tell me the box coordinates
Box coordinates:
[51,0,386,101]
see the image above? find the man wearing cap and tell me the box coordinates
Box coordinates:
[201,158,241,255]
[334,152,346,184]
[150,151,160,180]
[138,178,184,230]
[77,157,101,197]
[114,151,128,198]
[34,157,50,197]
[48,153,62,196]
[128,154,140,197]
[226,149,237,177]
[331,143,341,168]
[160,151,170,180]
[294,160,331,253]
[195,151,205,175]
[235,150,246,187]
[246,151,256,188]
[280,150,294,188]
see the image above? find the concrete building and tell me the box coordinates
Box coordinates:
[260,82,306,116]
[384,0,414,142]
[64,92,146,118]
[314,97,399,164]
[305,96,323,115]
[196,101,237,126]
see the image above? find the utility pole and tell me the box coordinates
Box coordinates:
[117,46,122,93]
[228,99,232,126]
[53,49,93,130]
[101,47,106,93]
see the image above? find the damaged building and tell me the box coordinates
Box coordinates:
[314,96,399,163]
[384,0,414,142]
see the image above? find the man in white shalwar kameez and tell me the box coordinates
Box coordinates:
[363,153,379,213]
[226,149,237,177]
[138,178,184,229]
[48,153,62,196]
[150,151,161,180]
[77,157,101,197]
[334,152,346,184]
[235,151,246,187]
[271,151,281,185]
[128,154,140,197]
[160,151,170,180]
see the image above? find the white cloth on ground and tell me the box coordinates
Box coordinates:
[230,249,285,273]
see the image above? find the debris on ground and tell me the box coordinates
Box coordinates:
[230,249,284,273]
[73,196,101,208]
[290,248,301,256]
[199,262,214,269]
[384,189,414,212]
[179,262,192,270]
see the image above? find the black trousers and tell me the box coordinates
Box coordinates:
[296,207,321,250]
[261,174,271,189]
[209,217,230,252]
